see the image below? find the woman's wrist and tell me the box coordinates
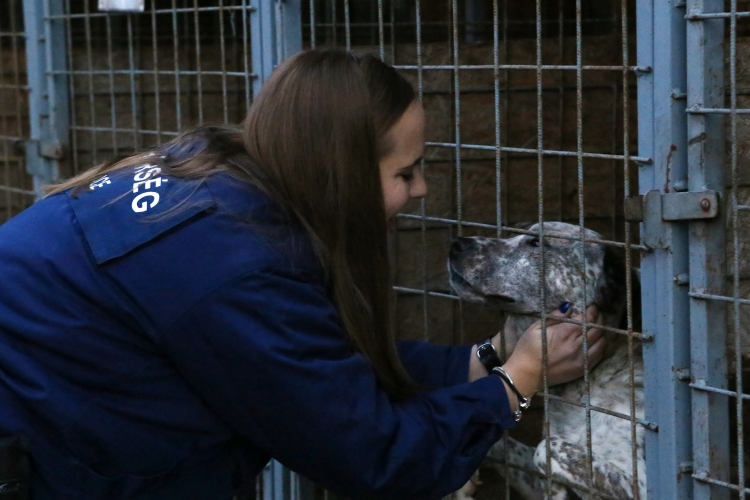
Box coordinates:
[500,379,519,412]
[501,355,541,400]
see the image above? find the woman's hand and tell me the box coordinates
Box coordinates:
[500,305,606,401]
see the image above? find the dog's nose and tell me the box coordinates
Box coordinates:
[451,237,477,254]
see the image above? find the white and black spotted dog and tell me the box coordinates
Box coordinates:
[448,222,645,500]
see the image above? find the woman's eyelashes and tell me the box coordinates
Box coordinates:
[397,166,416,181]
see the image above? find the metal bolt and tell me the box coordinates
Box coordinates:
[678,462,694,474]
[672,180,688,192]
[694,469,709,481]
[700,198,711,211]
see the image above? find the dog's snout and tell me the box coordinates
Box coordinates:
[451,237,477,255]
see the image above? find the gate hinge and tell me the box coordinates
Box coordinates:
[23,139,65,161]
[624,190,720,223]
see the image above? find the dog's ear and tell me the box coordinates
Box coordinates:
[629,267,642,332]
[599,246,642,331]
[598,246,627,316]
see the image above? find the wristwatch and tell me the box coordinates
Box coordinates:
[475,338,503,373]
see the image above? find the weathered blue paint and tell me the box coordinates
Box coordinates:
[251,0,302,98]
[22,0,69,199]
[686,0,730,496]
[638,0,693,498]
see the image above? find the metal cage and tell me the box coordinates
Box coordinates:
[2,0,749,499]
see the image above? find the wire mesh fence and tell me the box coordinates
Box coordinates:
[0,0,33,223]
[305,1,643,498]
[685,0,750,496]
[5,0,750,498]
[60,0,254,173]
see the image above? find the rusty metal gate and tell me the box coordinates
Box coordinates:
[3,0,749,499]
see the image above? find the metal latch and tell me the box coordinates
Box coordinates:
[625,190,721,249]
[624,190,719,223]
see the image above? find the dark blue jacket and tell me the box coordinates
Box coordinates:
[0,165,516,499]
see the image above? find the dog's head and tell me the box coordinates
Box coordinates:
[448,222,630,321]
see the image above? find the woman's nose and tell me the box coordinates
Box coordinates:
[410,169,428,199]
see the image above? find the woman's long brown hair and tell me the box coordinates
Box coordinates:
[47,50,418,399]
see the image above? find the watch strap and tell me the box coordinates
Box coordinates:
[475,338,503,373]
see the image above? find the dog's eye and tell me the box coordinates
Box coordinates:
[528,237,541,247]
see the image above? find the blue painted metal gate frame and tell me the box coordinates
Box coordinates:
[638,0,730,498]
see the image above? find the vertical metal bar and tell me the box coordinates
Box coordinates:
[218,0,229,123]
[63,0,79,174]
[492,3,509,498]
[493,0,502,244]
[272,460,290,500]
[150,3,162,144]
[251,0,301,95]
[415,0,429,343]
[389,0,395,63]
[23,0,69,198]
[278,0,302,61]
[621,0,639,494]
[308,0,315,49]
[14,0,24,214]
[192,0,204,124]
[501,0,509,232]
[344,0,351,50]
[251,0,276,96]
[262,461,273,500]
[686,0,730,494]
[103,15,117,156]
[1,15,8,220]
[638,0,692,496]
[728,0,744,495]
[575,0,594,490]
[241,0,251,107]
[126,14,139,151]
[451,0,461,236]
[535,0,552,494]
[171,0,183,131]
[557,0,564,223]
[377,0,384,60]
[82,0,98,164]
[611,84,618,237]
[450,0,465,347]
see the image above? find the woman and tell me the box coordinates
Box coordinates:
[0,50,604,499]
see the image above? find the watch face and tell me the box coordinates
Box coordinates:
[478,343,495,355]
